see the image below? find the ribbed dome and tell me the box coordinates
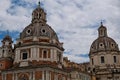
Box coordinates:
[20,3,59,41]
[20,23,59,41]
[90,37,119,53]
[90,23,119,54]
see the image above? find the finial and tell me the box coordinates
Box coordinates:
[38,0,41,7]
[101,20,103,26]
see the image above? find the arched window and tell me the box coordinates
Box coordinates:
[58,54,61,62]
[2,50,4,53]
[22,52,27,60]
[113,56,117,63]
[43,50,47,58]
[92,58,94,65]
[101,56,105,63]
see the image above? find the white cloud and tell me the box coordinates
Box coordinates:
[0,0,11,12]
[0,0,120,63]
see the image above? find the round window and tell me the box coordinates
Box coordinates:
[26,29,31,35]
[112,44,114,46]
[42,29,46,33]
[40,28,50,37]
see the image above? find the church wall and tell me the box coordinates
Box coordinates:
[14,46,62,62]
[90,51,120,68]
[0,60,12,70]
[35,71,42,80]
[1,67,69,80]
[70,71,90,80]
[6,73,12,80]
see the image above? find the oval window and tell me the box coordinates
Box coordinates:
[26,29,31,35]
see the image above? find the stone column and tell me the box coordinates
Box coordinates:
[54,50,57,62]
[15,73,18,80]
[29,72,33,80]
[49,71,51,80]
[46,71,49,80]
[44,71,46,80]
[55,73,58,80]
[2,74,5,80]
[5,74,6,80]
[61,52,63,63]
[31,48,33,59]
[42,70,44,80]
[51,49,53,62]
[37,48,39,60]
[33,48,36,59]
[12,73,14,80]
[18,50,20,62]
[33,71,35,80]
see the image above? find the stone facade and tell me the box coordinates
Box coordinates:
[89,22,120,80]
[0,2,90,80]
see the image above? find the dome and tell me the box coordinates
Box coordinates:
[16,2,63,51]
[20,3,59,41]
[20,23,59,41]
[14,2,64,68]
[2,35,12,42]
[90,23,119,54]
[90,37,119,53]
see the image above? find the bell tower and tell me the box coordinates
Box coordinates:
[0,35,14,70]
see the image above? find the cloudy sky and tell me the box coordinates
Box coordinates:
[0,0,120,63]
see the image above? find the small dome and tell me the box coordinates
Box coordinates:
[90,37,119,54]
[90,23,119,54]
[2,35,12,42]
